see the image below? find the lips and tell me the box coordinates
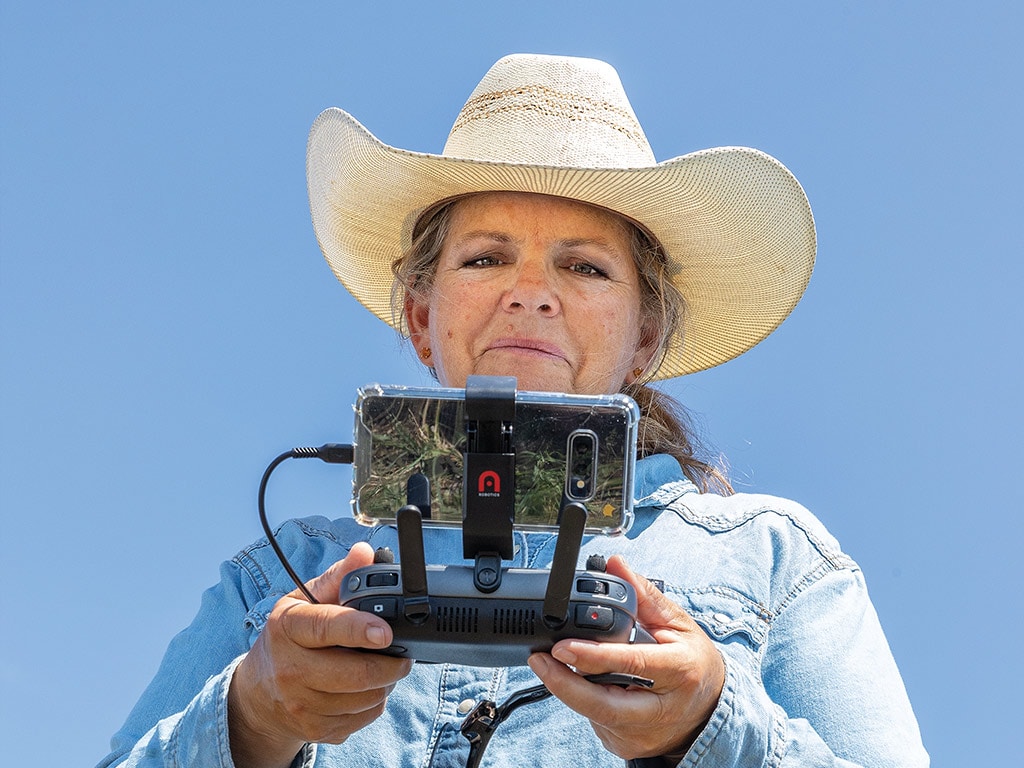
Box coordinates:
[486,337,568,362]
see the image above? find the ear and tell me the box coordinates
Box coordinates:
[626,321,661,384]
[405,292,431,353]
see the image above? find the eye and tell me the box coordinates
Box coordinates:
[568,261,609,278]
[461,252,505,268]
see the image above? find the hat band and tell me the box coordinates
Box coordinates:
[447,84,652,161]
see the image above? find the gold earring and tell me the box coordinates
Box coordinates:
[632,367,644,379]
[421,347,432,361]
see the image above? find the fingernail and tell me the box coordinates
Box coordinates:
[366,624,387,647]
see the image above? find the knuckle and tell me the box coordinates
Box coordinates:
[305,718,346,745]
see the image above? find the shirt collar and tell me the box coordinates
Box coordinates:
[634,453,698,508]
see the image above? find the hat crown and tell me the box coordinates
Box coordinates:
[442,54,656,168]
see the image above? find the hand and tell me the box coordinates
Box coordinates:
[527,555,725,760]
[228,542,413,768]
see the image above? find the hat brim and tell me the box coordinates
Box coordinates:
[307,107,816,379]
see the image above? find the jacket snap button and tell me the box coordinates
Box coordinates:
[457,698,476,715]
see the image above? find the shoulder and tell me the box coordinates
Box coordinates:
[620,484,860,639]
[634,455,849,568]
[668,489,853,571]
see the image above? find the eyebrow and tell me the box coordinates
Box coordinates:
[451,230,516,245]
[451,230,623,255]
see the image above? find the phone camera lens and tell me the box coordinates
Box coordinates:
[567,430,598,501]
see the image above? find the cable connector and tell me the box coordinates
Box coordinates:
[291,443,354,464]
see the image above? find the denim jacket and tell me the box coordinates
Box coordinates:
[98,454,928,767]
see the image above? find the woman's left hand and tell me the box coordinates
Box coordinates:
[527,555,725,760]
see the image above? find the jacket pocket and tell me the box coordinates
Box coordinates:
[668,586,771,651]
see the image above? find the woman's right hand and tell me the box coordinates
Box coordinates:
[227,542,413,768]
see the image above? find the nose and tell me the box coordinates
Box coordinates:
[503,260,559,316]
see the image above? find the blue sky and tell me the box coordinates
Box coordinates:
[1,2,1021,764]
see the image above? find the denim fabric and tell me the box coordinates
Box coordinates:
[98,453,928,767]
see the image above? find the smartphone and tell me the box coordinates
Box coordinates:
[351,383,640,535]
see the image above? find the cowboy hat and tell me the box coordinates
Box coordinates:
[307,53,815,379]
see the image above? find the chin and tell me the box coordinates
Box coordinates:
[471,361,574,394]
[511,375,573,394]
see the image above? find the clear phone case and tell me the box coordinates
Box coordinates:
[352,384,639,535]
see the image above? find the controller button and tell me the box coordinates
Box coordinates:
[366,572,400,588]
[359,597,397,618]
[577,578,609,595]
[346,575,361,592]
[575,604,614,630]
[609,583,627,601]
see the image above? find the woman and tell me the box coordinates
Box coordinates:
[99,55,928,767]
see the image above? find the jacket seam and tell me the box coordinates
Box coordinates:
[232,518,348,600]
[422,664,451,768]
[674,501,852,570]
[232,547,273,600]
[772,555,853,621]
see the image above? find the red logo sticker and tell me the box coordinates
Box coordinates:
[477,470,501,494]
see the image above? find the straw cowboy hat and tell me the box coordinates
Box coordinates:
[307,53,815,379]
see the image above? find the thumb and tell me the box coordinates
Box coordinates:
[297,541,377,605]
[605,554,698,637]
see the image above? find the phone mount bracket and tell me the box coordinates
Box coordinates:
[461,375,517,572]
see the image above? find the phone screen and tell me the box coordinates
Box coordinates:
[352,384,639,535]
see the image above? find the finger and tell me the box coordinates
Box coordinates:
[301,662,406,705]
[291,694,392,746]
[301,645,413,695]
[547,636,668,684]
[277,543,393,650]
[604,555,701,638]
[274,598,398,652]
[528,653,652,723]
[298,542,377,605]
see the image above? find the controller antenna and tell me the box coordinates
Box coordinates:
[406,472,431,519]
[396,505,430,624]
[541,501,587,629]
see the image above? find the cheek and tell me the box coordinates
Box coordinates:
[590,300,641,342]
[430,293,482,348]
[598,312,643,366]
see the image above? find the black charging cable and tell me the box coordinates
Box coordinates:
[258,444,354,604]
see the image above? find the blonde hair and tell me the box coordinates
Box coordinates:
[391,197,732,495]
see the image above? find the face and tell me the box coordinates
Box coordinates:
[406,192,656,395]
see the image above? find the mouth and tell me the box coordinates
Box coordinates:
[485,338,568,363]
